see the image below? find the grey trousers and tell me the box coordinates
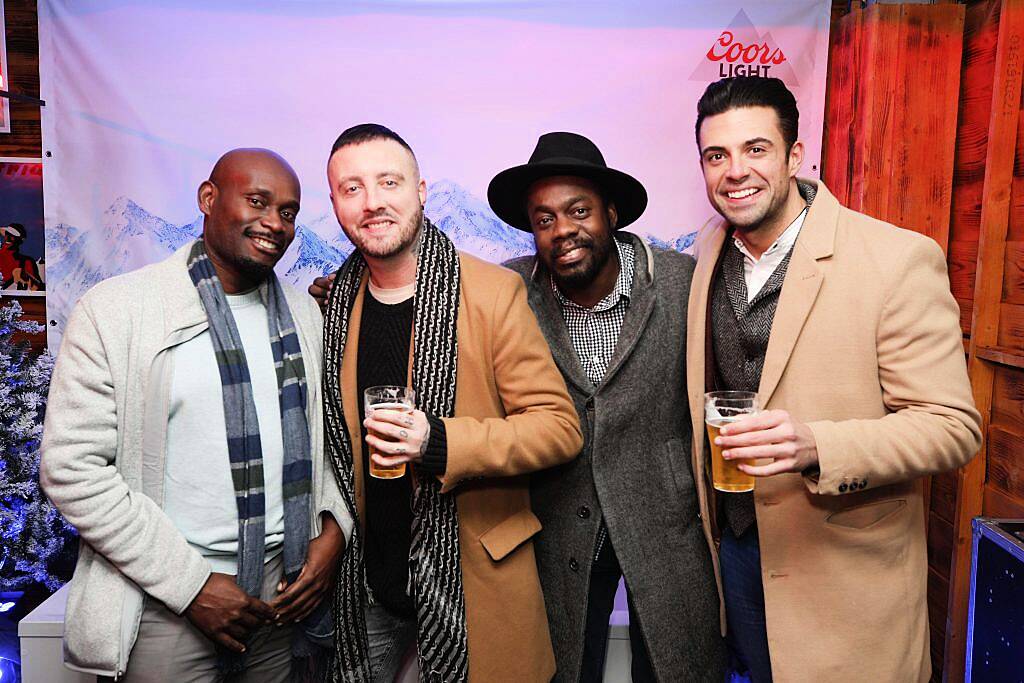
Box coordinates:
[365,602,417,683]
[121,554,294,683]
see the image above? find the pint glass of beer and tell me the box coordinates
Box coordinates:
[364,385,416,479]
[704,391,760,493]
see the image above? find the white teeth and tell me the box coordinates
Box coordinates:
[251,237,278,250]
[727,188,758,199]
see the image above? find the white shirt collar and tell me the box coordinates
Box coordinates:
[732,206,808,265]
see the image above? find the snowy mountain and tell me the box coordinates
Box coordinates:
[425,179,536,263]
[45,186,695,344]
[643,231,698,254]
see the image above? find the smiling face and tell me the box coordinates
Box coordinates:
[327,138,426,263]
[698,105,803,238]
[526,175,619,301]
[198,149,300,293]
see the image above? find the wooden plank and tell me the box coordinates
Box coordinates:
[949,0,1002,246]
[977,343,1024,368]
[949,0,1024,678]
[930,470,958,525]
[822,5,860,206]
[0,0,42,158]
[888,5,965,252]
[1008,64,1024,241]
[1002,241,1024,302]
[928,511,955,582]
[990,363,1024,433]
[983,483,1024,517]
[996,302,1024,348]
[985,424,1024,500]
[849,5,901,217]
[949,241,979,324]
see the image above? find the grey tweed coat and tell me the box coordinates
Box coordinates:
[505,232,725,682]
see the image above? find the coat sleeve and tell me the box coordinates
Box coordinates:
[439,275,583,492]
[804,236,982,495]
[39,299,212,614]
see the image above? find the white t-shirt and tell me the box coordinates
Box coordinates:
[163,288,285,574]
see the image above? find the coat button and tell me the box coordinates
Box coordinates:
[859,480,867,489]
[839,483,848,493]
[569,557,579,572]
[577,505,591,519]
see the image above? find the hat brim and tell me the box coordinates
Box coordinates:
[487,161,648,232]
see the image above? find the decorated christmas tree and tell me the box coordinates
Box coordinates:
[0,299,74,591]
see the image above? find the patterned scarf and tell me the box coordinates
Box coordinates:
[186,240,315,669]
[323,219,468,682]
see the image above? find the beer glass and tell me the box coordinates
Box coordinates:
[364,385,416,479]
[704,391,760,493]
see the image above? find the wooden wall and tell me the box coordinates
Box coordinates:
[1,0,45,354]
[948,1,1024,681]
[824,1,1024,680]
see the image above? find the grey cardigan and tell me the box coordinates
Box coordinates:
[506,232,725,681]
[40,244,351,678]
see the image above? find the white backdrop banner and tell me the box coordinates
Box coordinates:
[39,0,831,347]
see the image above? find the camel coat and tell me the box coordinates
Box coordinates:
[339,251,582,682]
[686,180,981,682]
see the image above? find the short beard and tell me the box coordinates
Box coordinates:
[550,232,615,291]
[350,205,423,260]
[231,254,275,283]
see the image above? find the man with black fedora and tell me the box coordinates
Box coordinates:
[493,132,726,682]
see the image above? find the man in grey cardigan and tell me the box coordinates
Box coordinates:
[41,149,352,681]
[490,133,725,682]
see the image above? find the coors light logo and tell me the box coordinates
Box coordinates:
[689,9,800,85]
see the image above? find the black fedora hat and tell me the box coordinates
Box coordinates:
[488,132,648,232]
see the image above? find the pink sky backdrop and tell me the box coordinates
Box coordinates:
[40,1,830,239]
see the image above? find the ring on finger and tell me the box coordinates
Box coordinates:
[399,429,409,439]
[397,445,406,454]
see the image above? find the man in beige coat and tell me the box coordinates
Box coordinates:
[319,124,582,682]
[685,77,982,681]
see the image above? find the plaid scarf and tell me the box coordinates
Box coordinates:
[323,219,468,682]
[186,240,315,669]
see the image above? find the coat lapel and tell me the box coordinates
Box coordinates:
[600,235,655,388]
[687,222,728,454]
[757,180,838,408]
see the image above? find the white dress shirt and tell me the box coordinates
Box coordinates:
[732,207,808,302]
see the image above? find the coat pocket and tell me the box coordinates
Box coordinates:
[479,508,543,562]
[826,499,906,530]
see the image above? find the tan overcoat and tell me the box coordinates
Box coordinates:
[685,180,982,682]
[340,251,583,682]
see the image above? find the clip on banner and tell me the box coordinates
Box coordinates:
[0,89,45,106]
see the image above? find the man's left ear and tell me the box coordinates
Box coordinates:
[607,202,619,230]
[788,141,805,178]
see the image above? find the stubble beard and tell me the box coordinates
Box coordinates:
[350,205,424,260]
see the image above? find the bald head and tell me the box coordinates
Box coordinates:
[209,148,300,194]
[198,147,301,293]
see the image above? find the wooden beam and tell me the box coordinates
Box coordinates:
[946,1,1024,680]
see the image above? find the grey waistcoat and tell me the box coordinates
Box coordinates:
[711,236,792,536]
[505,232,725,683]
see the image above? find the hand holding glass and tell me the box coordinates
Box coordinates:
[705,391,760,493]
[364,385,416,479]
